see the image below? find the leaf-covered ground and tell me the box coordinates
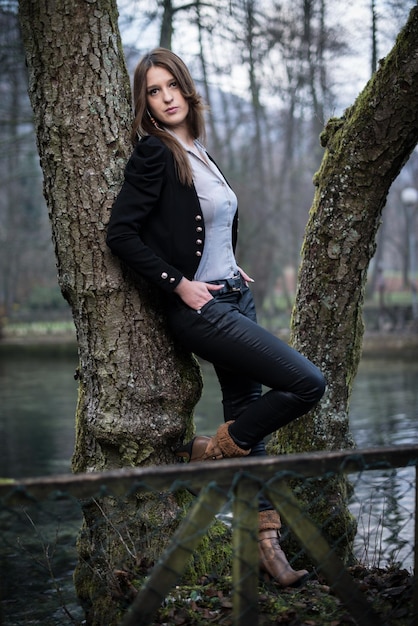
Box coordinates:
[151,565,413,625]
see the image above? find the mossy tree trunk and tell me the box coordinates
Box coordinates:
[18,1,202,623]
[269,6,418,560]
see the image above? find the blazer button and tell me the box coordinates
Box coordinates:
[169,277,176,283]
[196,226,203,232]
[196,251,202,257]
[195,215,202,221]
[196,239,202,245]
[161,272,168,279]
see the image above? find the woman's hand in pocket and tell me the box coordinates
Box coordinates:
[174,278,222,310]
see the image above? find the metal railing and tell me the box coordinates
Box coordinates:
[1,444,417,626]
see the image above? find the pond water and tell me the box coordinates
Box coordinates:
[0,344,417,624]
[1,347,417,477]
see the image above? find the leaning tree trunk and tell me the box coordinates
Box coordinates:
[269,6,418,561]
[18,1,202,623]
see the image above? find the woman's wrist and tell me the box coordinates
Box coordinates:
[173,277,188,296]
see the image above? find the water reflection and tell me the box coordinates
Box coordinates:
[0,347,78,478]
[349,358,418,447]
[350,467,415,570]
[347,358,418,570]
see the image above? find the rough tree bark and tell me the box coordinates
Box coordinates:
[269,5,418,559]
[18,1,202,623]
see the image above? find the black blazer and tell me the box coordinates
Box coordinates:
[107,135,238,293]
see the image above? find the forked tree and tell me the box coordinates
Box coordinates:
[18,0,418,623]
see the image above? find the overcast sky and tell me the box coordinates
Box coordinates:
[117,0,415,116]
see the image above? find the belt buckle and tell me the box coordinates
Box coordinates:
[228,275,241,292]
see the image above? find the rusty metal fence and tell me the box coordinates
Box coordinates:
[1,444,417,626]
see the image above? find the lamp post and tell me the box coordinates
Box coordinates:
[401,186,418,320]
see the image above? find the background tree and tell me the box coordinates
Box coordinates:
[0,2,59,334]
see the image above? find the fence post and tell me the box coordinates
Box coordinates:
[232,476,259,626]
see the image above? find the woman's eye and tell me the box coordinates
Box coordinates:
[148,88,158,96]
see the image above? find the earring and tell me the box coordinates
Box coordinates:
[147,110,160,129]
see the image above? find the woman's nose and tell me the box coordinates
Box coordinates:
[162,89,173,102]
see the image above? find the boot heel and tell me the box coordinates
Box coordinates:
[175,439,195,461]
[259,569,309,588]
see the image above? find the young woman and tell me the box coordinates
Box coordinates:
[106,47,326,587]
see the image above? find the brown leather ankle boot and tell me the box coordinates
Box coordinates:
[175,421,251,461]
[259,510,308,587]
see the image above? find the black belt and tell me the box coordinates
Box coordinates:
[207,274,243,296]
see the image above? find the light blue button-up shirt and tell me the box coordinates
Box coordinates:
[185,140,239,282]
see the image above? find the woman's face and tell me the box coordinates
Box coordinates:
[146,66,189,133]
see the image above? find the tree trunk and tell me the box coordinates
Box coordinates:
[159,0,174,48]
[18,0,202,623]
[269,5,418,560]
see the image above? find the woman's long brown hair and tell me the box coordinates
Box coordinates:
[131,48,206,186]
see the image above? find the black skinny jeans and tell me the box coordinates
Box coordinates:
[166,277,326,511]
